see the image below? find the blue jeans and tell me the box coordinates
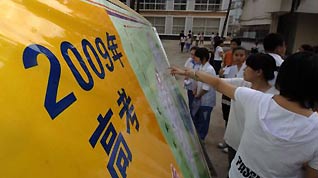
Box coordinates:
[193,106,213,140]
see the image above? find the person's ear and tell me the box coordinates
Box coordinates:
[256,69,263,77]
[276,44,286,56]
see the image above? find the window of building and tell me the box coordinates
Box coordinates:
[145,17,166,33]
[140,0,166,10]
[229,16,234,24]
[172,17,186,34]
[193,18,220,35]
[174,0,187,10]
[195,0,221,11]
[238,25,270,39]
[230,1,236,9]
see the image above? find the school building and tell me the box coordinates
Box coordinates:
[119,0,230,38]
[239,0,318,53]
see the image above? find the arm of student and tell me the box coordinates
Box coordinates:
[219,68,225,77]
[201,71,236,99]
[222,53,227,68]
[305,165,318,178]
[222,78,251,88]
[170,66,236,99]
[219,51,224,59]
[195,89,208,98]
[306,152,318,178]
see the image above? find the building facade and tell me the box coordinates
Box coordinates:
[239,0,318,53]
[238,0,273,40]
[119,0,230,38]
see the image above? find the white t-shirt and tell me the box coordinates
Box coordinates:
[229,87,318,178]
[184,58,200,70]
[223,63,246,79]
[268,53,284,67]
[223,79,278,150]
[184,58,200,90]
[268,53,283,86]
[180,36,186,43]
[196,62,216,107]
[186,36,192,44]
[211,34,215,42]
[214,46,223,61]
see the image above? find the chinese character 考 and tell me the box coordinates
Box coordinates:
[117,88,139,134]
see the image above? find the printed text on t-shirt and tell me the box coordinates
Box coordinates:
[236,156,261,178]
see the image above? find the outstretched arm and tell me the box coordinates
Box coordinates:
[304,164,318,178]
[170,66,237,99]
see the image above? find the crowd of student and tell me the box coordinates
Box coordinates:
[173,33,318,178]
[179,30,222,53]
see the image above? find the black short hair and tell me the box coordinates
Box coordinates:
[300,44,314,52]
[275,52,318,110]
[263,33,285,52]
[231,38,241,46]
[214,39,224,49]
[232,46,246,54]
[195,47,210,62]
[190,46,199,51]
[314,46,318,54]
[246,53,276,81]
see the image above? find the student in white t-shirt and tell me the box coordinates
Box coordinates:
[218,46,247,152]
[213,39,224,75]
[195,33,200,46]
[180,36,186,53]
[220,46,247,79]
[185,34,193,52]
[170,52,318,178]
[192,47,216,141]
[211,32,215,46]
[263,33,286,85]
[223,53,279,170]
[184,46,200,117]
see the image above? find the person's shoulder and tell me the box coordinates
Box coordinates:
[268,53,283,66]
[185,57,192,63]
[217,46,223,50]
[184,58,193,67]
[235,87,264,100]
[206,63,216,74]
[266,86,279,95]
[228,65,238,71]
[222,78,248,87]
[225,50,232,56]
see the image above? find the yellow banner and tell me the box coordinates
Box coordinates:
[0,1,182,177]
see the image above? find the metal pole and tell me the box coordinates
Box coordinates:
[136,0,140,12]
[290,0,301,13]
[130,0,135,10]
[221,0,232,38]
